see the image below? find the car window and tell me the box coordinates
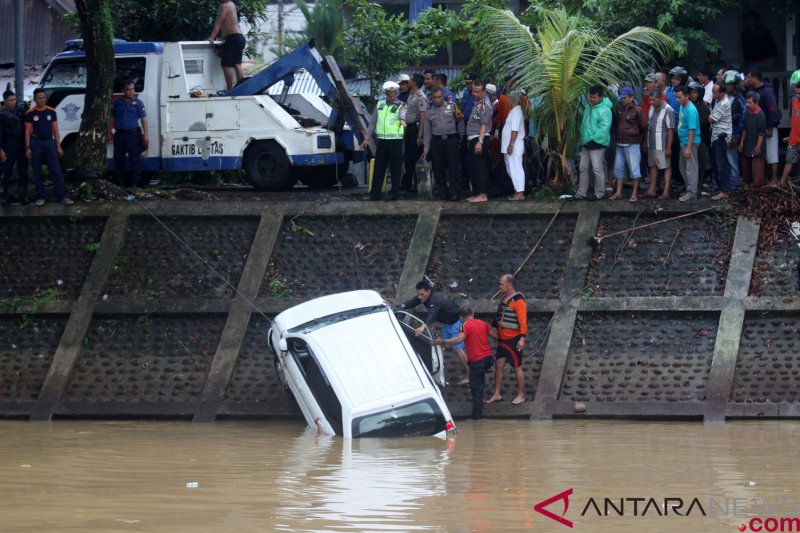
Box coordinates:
[289,305,385,334]
[352,398,446,438]
[288,339,343,435]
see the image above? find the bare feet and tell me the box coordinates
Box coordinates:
[659,193,670,199]
[508,193,525,201]
[511,396,526,405]
[485,394,502,404]
[629,195,638,203]
[610,194,623,200]
[458,377,469,386]
[467,194,488,203]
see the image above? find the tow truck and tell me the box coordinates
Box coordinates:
[37,39,369,190]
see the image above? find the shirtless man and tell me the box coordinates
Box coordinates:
[208,0,246,90]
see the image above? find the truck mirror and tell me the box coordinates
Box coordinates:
[278,338,288,352]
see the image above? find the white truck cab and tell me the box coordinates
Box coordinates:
[38,40,368,190]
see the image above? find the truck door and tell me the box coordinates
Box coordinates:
[394,311,446,388]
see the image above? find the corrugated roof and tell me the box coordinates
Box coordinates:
[44,0,75,15]
[0,0,78,65]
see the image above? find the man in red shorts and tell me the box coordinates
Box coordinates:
[487,273,527,405]
[434,306,497,419]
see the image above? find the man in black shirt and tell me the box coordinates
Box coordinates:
[397,280,470,383]
[0,90,28,205]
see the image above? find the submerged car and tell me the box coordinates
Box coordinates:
[269,290,456,438]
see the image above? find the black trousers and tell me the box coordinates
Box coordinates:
[430,135,461,200]
[370,138,403,199]
[469,356,494,419]
[114,128,142,187]
[468,137,490,195]
[402,124,423,191]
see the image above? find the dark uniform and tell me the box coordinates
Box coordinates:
[111,96,147,187]
[0,104,28,204]
[466,95,493,197]
[401,89,426,193]
[423,101,464,201]
[25,106,68,202]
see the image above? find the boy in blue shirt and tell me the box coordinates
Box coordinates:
[675,86,700,201]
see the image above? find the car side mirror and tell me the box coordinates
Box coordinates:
[278,338,288,352]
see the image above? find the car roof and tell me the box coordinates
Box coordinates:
[305,310,427,408]
[274,290,385,332]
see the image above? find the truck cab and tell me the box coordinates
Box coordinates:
[38,40,368,190]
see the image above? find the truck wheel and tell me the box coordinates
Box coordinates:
[299,163,347,188]
[244,141,295,191]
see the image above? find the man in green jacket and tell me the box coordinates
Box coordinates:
[576,85,613,200]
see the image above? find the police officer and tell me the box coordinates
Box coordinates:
[24,88,72,205]
[422,87,464,201]
[401,74,427,194]
[110,80,149,188]
[465,79,492,203]
[361,81,406,201]
[0,89,29,205]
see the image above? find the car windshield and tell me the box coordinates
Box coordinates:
[288,305,386,334]
[352,398,446,438]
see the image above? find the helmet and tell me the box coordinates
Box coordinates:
[688,81,705,100]
[791,69,800,88]
[382,81,400,93]
[723,70,740,86]
[669,66,688,83]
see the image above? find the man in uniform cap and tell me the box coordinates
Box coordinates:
[397,73,411,103]
[361,81,407,201]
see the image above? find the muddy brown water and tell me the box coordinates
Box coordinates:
[1,419,798,532]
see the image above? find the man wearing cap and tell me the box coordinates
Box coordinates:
[397,73,411,103]
[401,74,427,194]
[422,87,464,201]
[110,80,149,188]
[361,81,407,201]
[611,86,646,202]
[641,73,658,118]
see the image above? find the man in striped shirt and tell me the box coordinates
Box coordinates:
[644,88,674,198]
[709,83,733,199]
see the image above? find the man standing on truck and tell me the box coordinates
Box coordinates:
[24,89,72,206]
[110,81,149,188]
[208,0,246,91]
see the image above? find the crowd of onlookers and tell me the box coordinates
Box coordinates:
[362,63,800,204]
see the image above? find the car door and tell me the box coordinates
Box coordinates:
[394,311,445,387]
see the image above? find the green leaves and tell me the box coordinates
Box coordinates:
[471,5,673,189]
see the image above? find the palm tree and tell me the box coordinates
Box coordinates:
[472,6,673,190]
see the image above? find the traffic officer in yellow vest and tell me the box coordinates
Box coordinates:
[361,81,407,201]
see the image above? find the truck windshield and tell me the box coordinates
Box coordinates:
[351,399,446,438]
[289,305,386,334]
[41,57,146,93]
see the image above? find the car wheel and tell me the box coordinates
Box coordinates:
[244,141,296,191]
[273,354,289,390]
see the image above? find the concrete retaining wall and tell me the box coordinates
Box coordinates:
[1,198,799,421]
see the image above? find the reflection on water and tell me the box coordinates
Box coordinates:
[1,419,799,532]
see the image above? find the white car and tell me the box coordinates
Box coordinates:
[269,290,456,438]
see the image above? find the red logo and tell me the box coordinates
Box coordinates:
[534,488,574,528]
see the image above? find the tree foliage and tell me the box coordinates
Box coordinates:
[73,0,115,176]
[111,0,269,43]
[581,0,736,57]
[343,0,436,102]
[472,5,673,190]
